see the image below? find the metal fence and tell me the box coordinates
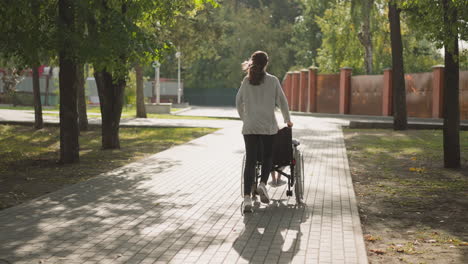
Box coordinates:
[0,74,183,105]
[184,88,238,106]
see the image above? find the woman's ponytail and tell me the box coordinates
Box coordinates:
[242,51,268,85]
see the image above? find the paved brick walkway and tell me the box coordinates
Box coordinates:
[0,114,367,264]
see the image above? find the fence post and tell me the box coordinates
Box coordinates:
[299,70,309,112]
[292,71,300,111]
[308,67,318,112]
[339,67,352,114]
[382,68,393,116]
[432,65,444,118]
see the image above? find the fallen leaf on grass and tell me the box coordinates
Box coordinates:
[459,242,468,246]
[370,249,385,255]
[364,234,379,242]
[409,167,425,173]
[389,244,405,253]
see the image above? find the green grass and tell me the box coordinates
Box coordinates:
[344,129,468,263]
[0,105,59,111]
[344,129,468,196]
[0,125,217,209]
[43,111,232,120]
[33,105,234,120]
[0,125,217,170]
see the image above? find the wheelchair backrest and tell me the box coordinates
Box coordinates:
[272,127,293,166]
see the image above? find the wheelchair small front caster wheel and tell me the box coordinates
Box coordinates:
[286,190,293,196]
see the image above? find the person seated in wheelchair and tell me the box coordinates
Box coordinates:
[270,169,286,187]
[270,127,295,187]
[248,127,302,201]
[236,51,292,212]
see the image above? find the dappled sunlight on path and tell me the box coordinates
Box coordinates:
[0,113,367,264]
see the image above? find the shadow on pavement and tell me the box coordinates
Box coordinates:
[0,157,224,263]
[233,200,310,263]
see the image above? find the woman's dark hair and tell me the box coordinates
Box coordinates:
[242,51,269,85]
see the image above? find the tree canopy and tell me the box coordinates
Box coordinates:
[153,0,448,92]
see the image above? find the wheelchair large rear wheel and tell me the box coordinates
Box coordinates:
[294,149,304,203]
[241,154,245,198]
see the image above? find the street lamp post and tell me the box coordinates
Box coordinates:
[175,51,181,104]
[152,61,161,104]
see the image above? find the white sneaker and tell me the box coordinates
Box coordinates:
[243,195,252,213]
[257,183,270,204]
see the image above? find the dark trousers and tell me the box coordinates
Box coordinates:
[243,134,275,195]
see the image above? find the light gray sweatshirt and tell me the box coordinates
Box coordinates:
[236,73,291,135]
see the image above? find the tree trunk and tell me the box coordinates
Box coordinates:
[58,0,79,163]
[358,0,374,74]
[135,64,147,118]
[388,1,407,130]
[77,64,88,131]
[45,67,52,106]
[442,0,460,168]
[94,69,125,149]
[32,66,43,129]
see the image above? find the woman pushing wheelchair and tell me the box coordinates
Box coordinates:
[236,51,293,213]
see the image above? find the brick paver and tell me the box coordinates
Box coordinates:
[0,110,367,264]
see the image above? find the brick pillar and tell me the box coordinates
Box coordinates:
[308,67,318,112]
[432,65,444,118]
[299,70,309,112]
[339,67,352,114]
[292,71,300,111]
[382,68,393,116]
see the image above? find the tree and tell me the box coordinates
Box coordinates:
[77,64,88,131]
[351,0,375,74]
[44,66,53,106]
[441,0,460,168]
[180,0,300,90]
[58,0,80,163]
[316,1,365,72]
[0,0,55,129]
[84,0,217,149]
[388,1,407,130]
[402,0,467,168]
[291,0,335,67]
[0,67,24,106]
[32,66,43,129]
[135,64,147,118]
[315,1,442,74]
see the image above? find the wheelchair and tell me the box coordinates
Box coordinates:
[241,127,304,208]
